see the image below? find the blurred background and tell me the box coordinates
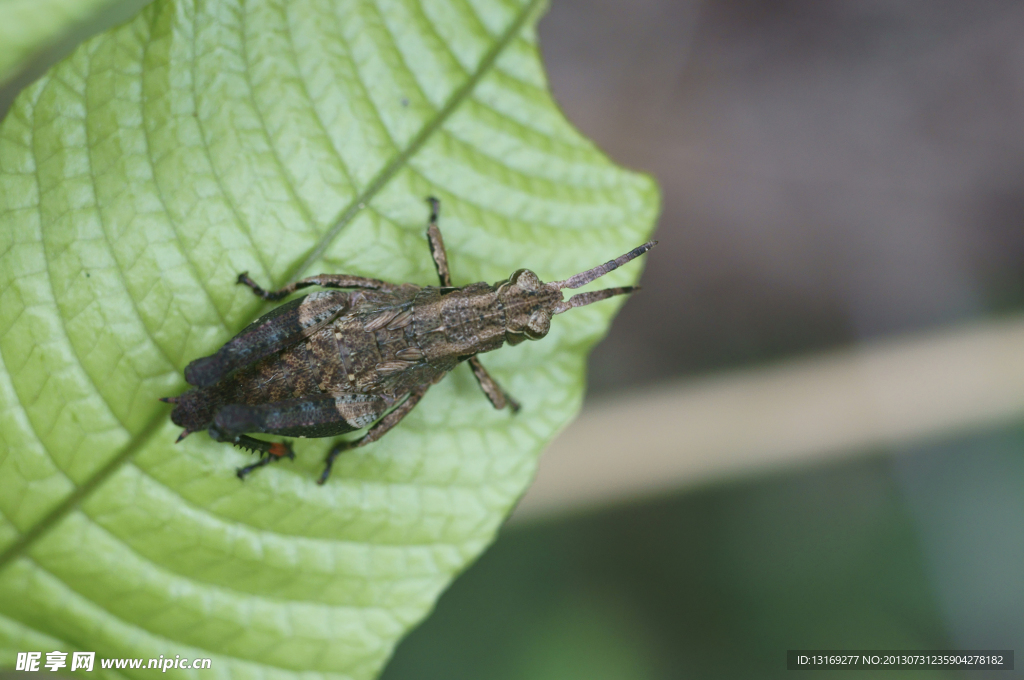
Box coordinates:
[382,1,1024,678]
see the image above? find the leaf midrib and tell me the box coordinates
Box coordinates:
[0,0,544,574]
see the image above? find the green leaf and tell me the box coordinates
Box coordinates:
[0,0,658,676]
[0,0,140,88]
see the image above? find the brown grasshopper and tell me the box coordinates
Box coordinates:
[163,198,655,484]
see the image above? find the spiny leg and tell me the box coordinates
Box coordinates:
[468,356,520,412]
[319,384,431,485]
[210,394,385,480]
[237,272,404,301]
[206,429,295,481]
[425,197,453,287]
[235,443,294,480]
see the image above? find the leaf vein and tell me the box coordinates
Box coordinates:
[0,0,547,607]
[188,0,274,304]
[136,1,236,337]
[9,556,370,677]
[286,0,545,282]
[280,0,358,192]
[237,0,320,238]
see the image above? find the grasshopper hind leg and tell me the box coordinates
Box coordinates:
[207,427,296,480]
[235,444,294,479]
[210,395,386,480]
[319,385,431,485]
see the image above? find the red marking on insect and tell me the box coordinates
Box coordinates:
[269,442,294,459]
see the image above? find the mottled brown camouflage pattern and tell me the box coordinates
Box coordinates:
[163,199,653,483]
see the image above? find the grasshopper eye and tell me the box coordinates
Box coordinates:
[524,310,551,340]
[511,269,542,292]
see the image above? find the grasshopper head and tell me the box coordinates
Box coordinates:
[497,268,559,345]
[497,240,656,345]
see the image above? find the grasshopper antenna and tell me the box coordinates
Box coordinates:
[553,286,641,314]
[553,241,656,290]
[551,240,655,314]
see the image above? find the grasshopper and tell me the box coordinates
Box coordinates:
[163,199,655,484]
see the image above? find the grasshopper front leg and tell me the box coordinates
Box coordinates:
[425,196,453,287]
[425,197,519,412]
